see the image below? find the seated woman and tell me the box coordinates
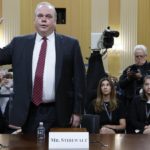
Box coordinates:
[129,75,150,134]
[87,77,126,134]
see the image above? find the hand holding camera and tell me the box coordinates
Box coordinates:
[127,66,142,80]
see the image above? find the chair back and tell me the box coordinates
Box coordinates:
[81,114,100,133]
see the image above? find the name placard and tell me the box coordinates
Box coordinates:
[49,132,89,149]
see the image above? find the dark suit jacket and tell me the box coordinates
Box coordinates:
[0,33,85,127]
[129,96,150,133]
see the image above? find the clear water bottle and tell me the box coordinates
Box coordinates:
[37,122,45,142]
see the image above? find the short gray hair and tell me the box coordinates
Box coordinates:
[134,44,147,55]
[35,2,57,20]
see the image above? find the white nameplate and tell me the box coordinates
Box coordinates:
[49,132,89,149]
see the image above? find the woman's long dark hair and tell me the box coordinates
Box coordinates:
[95,77,118,112]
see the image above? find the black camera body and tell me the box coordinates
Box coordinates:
[130,65,138,74]
[96,27,120,55]
[102,27,119,49]
[104,29,119,38]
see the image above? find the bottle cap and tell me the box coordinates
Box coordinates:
[39,122,43,126]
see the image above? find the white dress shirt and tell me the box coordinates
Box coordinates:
[32,32,56,103]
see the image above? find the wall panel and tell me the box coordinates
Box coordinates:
[0,0,3,48]
[108,0,120,77]
[2,0,20,45]
[0,0,2,18]
[138,0,150,60]
[120,0,137,71]
[109,0,120,30]
[20,0,35,34]
[91,0,109,72]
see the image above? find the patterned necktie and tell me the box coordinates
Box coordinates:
[32,37,47,106]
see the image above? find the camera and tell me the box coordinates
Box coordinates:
[130,65,138,74]
[97,27,119,49]
[102,27,119,49]
[103,27,119,38]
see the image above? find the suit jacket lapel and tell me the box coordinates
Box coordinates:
[25,34,36,95]
[55,33,63,91]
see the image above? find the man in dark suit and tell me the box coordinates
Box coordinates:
[0,2,85,133]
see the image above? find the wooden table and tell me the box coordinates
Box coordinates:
[90,134,150,150]
[0,134,47,150]
[0,134,150,150]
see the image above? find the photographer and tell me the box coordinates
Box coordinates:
[119,45,150,133]
[119,45,150,105]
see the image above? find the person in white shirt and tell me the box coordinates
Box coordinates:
[0,2,85,134]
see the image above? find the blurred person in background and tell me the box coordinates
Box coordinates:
[0,71,13,118]
[119,45,150,106]
[129,75,150,134]
[119,44,150,133]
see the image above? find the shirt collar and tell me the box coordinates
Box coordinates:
[36,32,55,42]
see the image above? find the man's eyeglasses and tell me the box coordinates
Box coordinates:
[135,55,145,58]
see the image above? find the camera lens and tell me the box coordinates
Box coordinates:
[111,31,119,37]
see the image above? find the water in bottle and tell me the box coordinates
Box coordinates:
[37,122,45,142]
